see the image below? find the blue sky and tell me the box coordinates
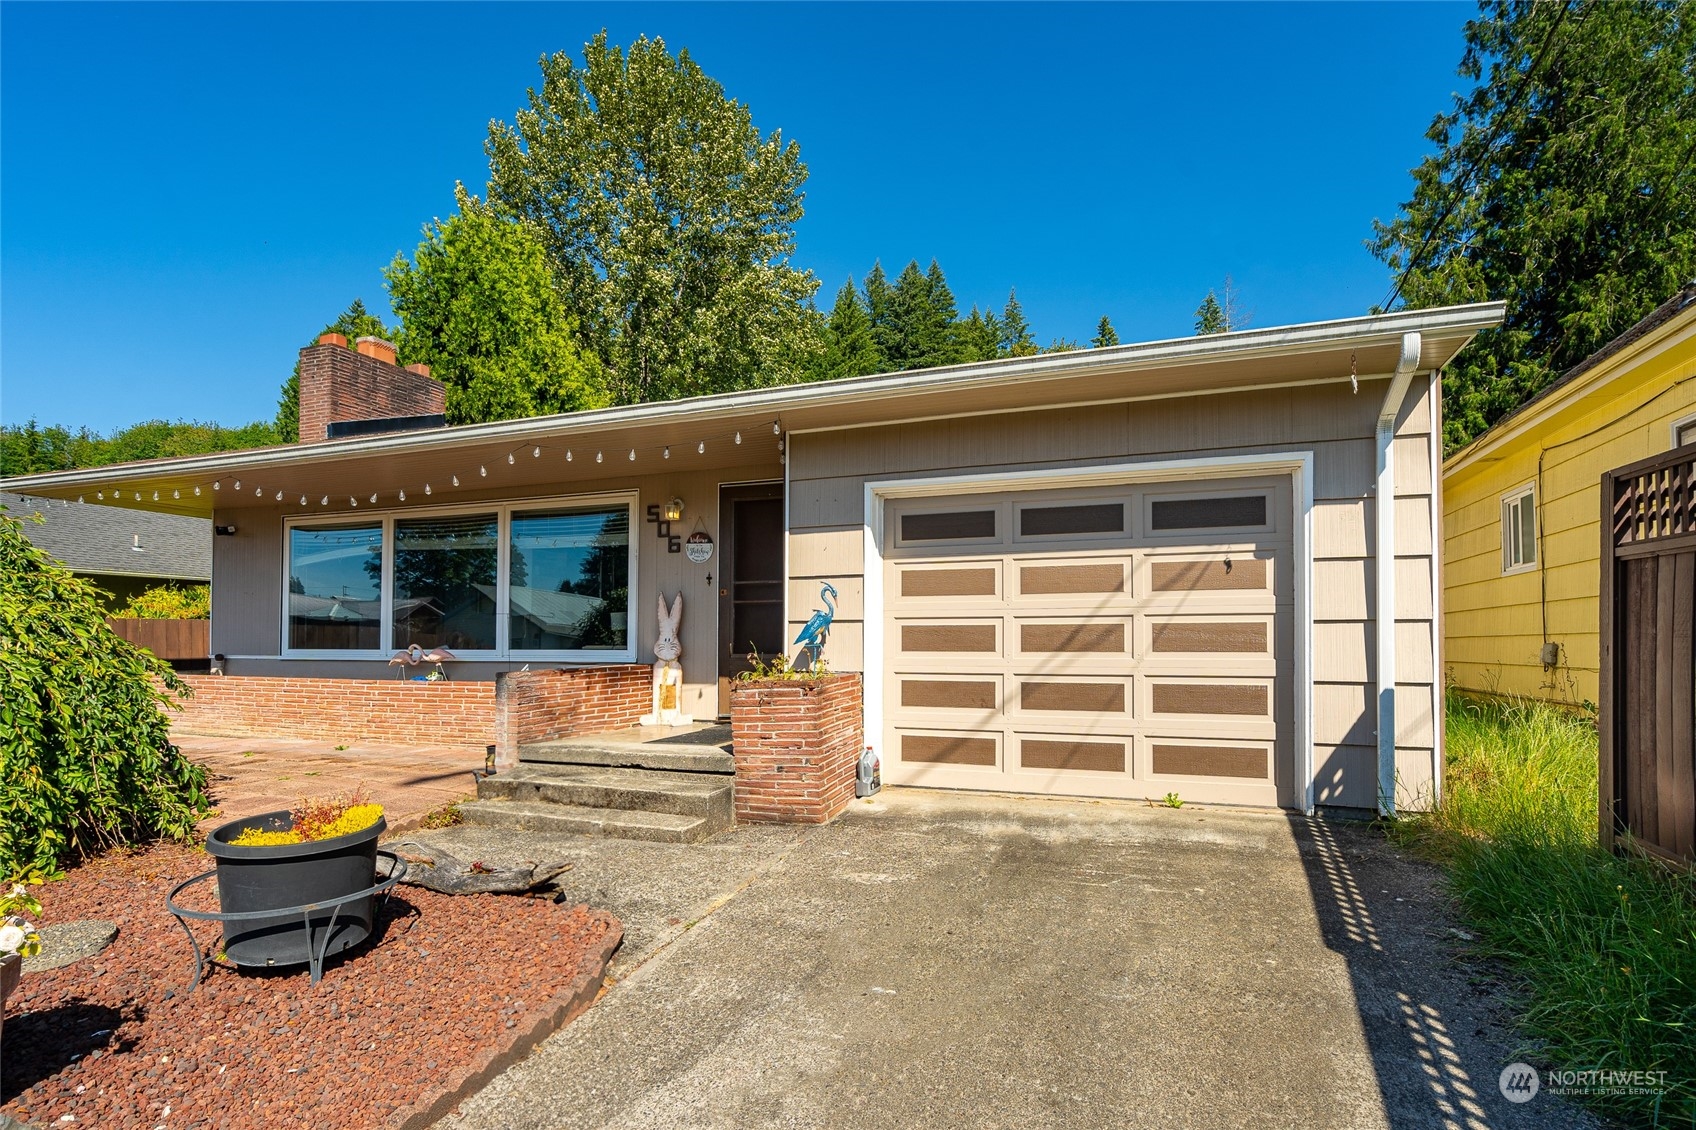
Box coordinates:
[0,2,1470,434]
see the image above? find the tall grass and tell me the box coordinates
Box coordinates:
[1391,692,1696,1127]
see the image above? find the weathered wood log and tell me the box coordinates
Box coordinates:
[384,840,573,895]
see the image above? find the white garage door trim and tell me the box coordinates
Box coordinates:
[862,451,1316,814]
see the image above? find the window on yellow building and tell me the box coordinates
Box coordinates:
[1501,484,1537,574]
[1673,412,1696,448]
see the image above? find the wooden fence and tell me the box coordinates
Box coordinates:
[1600,444,1696,863]
[107,617,210,662]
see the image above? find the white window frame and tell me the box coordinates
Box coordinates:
[281,490,638,663]
[1500,482,1538,576]
[1671,410,1696,449]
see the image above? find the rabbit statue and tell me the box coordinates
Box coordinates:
[639,591,693,727]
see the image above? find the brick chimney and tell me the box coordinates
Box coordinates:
[298,335,446,444]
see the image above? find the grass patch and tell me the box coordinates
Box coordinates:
[414,801,465,831]
[1390,692,1695,1126]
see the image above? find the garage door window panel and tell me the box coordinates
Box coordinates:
[1147,491,1271,534]
[1016,501,1126,539]
[896,507,1000,548]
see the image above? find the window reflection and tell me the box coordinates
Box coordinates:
[392,513,498,651]
[509,507,630,651]
[287,524,382,650]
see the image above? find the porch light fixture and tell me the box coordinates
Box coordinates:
[663,497,685,522]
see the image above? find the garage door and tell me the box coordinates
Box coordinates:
[882,477,1294,807]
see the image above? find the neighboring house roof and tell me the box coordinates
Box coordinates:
[1,489,210,581]
[1445,284,1696,472]
[492,585,604,635]
[0,301,1504,516]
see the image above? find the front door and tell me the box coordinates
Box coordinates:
[718,482,786,715]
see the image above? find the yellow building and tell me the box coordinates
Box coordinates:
[1444,286,1696,706]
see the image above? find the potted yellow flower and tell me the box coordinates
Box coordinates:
[203,791,386,969]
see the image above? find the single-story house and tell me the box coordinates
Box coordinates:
[1443,285,1696,707]
[0,305,1504,814]
[0,488,211,609]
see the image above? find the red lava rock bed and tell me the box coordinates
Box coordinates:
[2,843,620,1129]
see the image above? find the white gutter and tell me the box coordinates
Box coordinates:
[1375,332,1422,816]
[0,302,1503,499]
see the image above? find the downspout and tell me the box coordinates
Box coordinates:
[1376,332,1422,816]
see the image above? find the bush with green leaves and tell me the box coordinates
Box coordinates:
[119,582,210,620]
[0,512,211,877]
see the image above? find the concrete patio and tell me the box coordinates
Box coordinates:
[423,790,1598,1130]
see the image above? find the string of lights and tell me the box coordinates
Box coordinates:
[73,418,787,511]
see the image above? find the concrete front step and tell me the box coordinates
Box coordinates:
[457,799,717,844]
[520,736,734,776]
[480,764,733,823]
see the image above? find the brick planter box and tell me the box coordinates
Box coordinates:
[730,674,863,824]
[494,664,652,768]
[170,675,497,747]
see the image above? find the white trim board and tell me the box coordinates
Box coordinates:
[859,451,1318,814]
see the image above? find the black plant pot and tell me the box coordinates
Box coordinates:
[204,810,385,968]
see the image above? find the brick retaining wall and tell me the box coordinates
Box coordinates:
[730,674,863,824]
[493,665,652,767]
[171,675,496,746]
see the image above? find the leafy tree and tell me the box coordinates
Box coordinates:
[1000,290,1038,357]
[958,305,1002,362]
[1195,291,1227,335]
[120,583,211,620]
[814,277,885,380]
[1091,317,1120,348]
[1045,337,1082,354]
[275,299,398,442]
[388,186,606,424]
[1,418,280,474]
[1370,0,1696,450]
[486,32,820,403]
[0,511,210,876]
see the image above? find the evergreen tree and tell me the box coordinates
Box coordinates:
[486,33,819,403]
[1194,292,1226,335]
[275,299,397,442]
[1045,337,1081,354]
[999,289,1038,357]
[862,261,896,366]
[887,260,962,370]
[814,277,884,380]
[387,186,606,424]
[958,305,1002,363]
[1370,0,1696,450]
[1091,316,1120,348]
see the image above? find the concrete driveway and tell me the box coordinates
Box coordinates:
[432,790,1595,1130]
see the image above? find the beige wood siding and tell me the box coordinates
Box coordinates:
[789,376,1441,811]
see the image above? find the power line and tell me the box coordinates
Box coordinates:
[1380,0,1578,313]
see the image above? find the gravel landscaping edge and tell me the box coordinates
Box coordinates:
[383,908,624,1130]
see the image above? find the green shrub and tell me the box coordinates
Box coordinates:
[120,582,210,619]
[0,512,211,877]
[1391,692,1696,1126]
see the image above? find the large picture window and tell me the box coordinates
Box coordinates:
[393,513,499,651]
[287,523,383,650]
[509,506,630,652]
[283,496,636,659]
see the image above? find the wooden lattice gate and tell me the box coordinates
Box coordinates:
[1600,444,1696,863]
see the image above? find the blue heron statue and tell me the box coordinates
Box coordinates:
[793,582,838,671]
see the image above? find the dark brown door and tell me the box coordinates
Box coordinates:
[718,482,786,715]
